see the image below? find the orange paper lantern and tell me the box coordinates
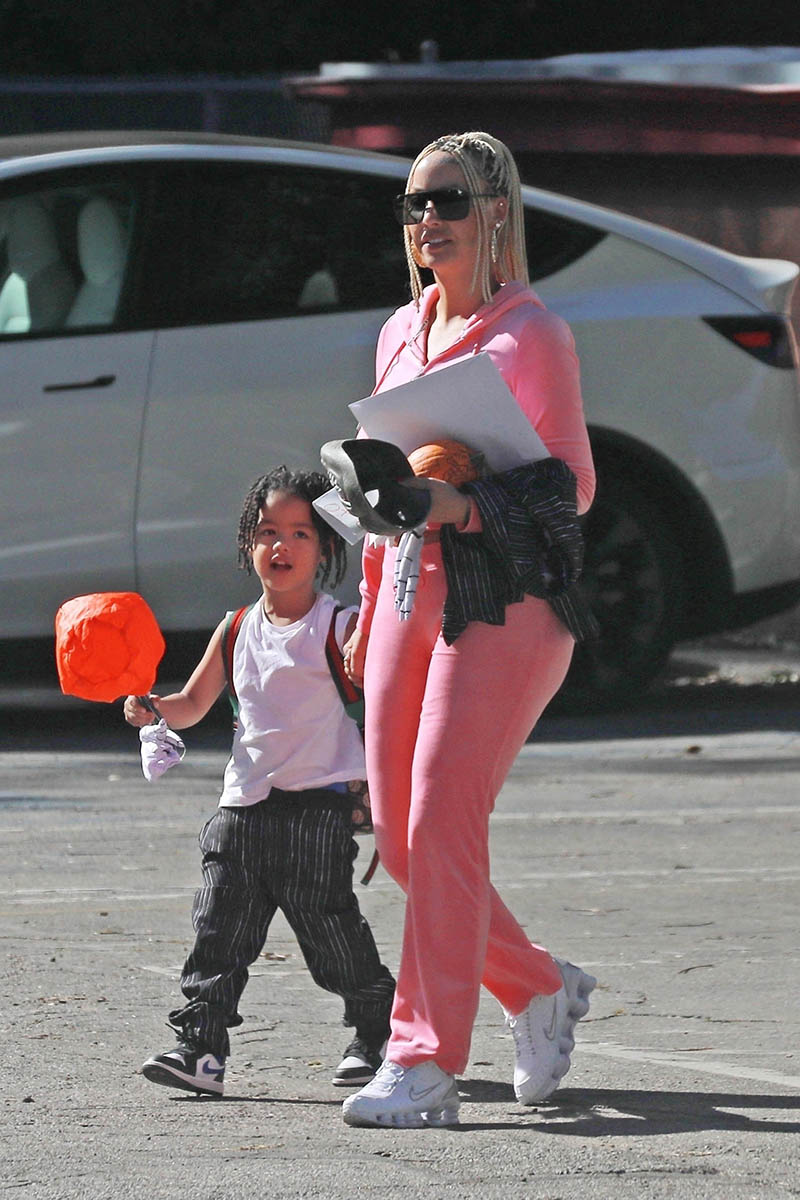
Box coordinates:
[55,591,165,703]
[407,439,482,487]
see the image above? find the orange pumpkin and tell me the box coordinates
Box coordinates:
[407,439,482,486]
[55,591,165,703]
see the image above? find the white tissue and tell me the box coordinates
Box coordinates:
[139,718,186,781]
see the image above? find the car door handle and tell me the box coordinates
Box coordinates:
[43,374,117,392]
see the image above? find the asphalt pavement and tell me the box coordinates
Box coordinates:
[1,639,799,1199]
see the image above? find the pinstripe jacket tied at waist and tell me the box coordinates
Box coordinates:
[439,457,600,646]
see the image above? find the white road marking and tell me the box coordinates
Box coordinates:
[1,888,193,904]
[493,805,800,823]
[580,1041,800,1090]
[138,964,288,979]
[497,865,800,883]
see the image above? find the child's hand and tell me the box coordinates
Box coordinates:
[124,694,160,727]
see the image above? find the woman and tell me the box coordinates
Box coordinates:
[341,132,597,1129]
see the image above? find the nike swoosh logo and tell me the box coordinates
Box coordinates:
[201,1060,223,1076]
[408,1082,447,1102]
[543,1001,559,1042]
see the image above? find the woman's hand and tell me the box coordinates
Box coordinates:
[405,476,471,527]
[342,628,367,687]
[123,694,160,727]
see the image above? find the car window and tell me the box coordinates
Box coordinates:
[139,162,409,328]
[524,205,606,282]
[0,175,136,337]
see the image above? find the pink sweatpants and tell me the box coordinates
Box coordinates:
[363,543,575,1076]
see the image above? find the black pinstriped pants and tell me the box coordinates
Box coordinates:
[168,789,395,1058]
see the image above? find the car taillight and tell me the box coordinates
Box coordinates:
[703,315,797,369]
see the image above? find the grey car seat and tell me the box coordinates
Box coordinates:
[0,197,75,333]
[67,197,127,328]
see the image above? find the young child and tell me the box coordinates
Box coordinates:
[124,467,395,1097]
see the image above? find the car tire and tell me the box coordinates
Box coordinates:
[557,475,686,710]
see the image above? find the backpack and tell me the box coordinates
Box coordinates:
[221,602,378,884]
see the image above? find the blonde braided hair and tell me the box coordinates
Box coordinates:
[402,131,529,306]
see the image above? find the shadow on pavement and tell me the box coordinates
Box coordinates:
[456,1082,800,1135]
[100,1079,800,1135]
[3,643,800,751]
[539,649,800,742]
[0,695,234,753]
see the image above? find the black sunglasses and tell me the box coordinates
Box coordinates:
[393,187,499,225]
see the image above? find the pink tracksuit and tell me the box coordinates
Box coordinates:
[357,281,595,1076]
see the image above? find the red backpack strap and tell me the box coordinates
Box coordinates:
[325,604,377,884]
[221,604,254,716]
[325,604,364,723]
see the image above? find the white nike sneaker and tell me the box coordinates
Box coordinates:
[506,959,596,1105]
[342,1060,460,1128]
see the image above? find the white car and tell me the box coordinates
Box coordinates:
[2,132,800,705]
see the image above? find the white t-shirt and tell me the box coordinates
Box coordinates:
[219,591,365,807]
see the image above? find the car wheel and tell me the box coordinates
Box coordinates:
[558,476,686,710]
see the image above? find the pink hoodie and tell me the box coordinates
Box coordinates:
[357,281,595,635]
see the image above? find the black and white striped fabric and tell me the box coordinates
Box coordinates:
[439,457,599,645]
[169,791,395,1058]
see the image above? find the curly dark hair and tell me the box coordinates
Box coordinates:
[236,466,347,590]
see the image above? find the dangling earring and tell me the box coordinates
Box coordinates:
[491,222,502,264]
